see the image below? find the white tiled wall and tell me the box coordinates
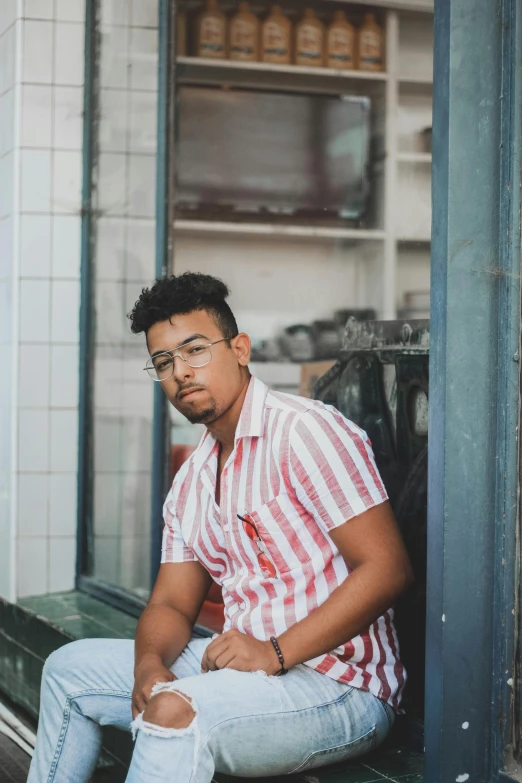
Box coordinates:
[174,236,379,341]
[0,0,85,600]
[0,0,18,601]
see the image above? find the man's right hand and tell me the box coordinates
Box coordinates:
[131,561,214,719]
[132,655,176,719]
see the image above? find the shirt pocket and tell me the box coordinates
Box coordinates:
[248,495,313,576]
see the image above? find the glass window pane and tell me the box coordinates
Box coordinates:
[169,5,432,644]
[88,0,159,598]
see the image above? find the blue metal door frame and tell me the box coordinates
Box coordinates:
[427,0,521,780]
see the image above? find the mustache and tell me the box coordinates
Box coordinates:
[177,383,206,400]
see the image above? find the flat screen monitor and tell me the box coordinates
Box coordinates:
[175,86,371,222]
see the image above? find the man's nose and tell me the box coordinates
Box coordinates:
[172,355,194,385]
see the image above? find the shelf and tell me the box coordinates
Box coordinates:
[398,237,431,246]
[332,0,433,8]
[398,75,433,91]
[250,362,301,386]
[176,56,387,95]
[398,152,432,163]
[174,219,385,242]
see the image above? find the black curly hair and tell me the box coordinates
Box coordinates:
[128,272,238,339]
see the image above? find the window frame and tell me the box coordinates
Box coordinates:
[76,0,172,614]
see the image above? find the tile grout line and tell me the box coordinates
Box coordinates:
[46,2,58,592]
[362,764,398,782]
[11,9,26,602]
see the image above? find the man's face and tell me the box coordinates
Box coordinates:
[146,310,250,425]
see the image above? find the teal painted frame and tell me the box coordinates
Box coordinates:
[150,0,173,585]
[77,0,96,585]
[492,0,521,772]
[427,0,521,780]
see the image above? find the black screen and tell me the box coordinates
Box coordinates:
[175,87,371,222]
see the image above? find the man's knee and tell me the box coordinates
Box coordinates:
[142,690,196,730]
[43,640,86,682]
[43,638,116,688]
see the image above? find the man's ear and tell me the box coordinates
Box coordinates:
[232,333,251,367]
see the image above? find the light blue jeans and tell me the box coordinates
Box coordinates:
[28,635,395,783]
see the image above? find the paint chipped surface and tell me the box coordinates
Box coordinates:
[462,722,469,729]
[442,614,446,622]
[456,775,470,782]
[508,678,514,688]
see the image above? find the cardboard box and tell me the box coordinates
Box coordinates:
[299,361,336,398]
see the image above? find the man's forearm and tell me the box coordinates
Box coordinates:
[134,603,194,672]
[277,563,410,670]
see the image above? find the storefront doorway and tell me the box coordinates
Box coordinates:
[75,1,522,780]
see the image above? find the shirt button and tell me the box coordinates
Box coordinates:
[239,602,246,610]
[223,524,230,532]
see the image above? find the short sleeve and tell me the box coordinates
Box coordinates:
[161,485,198,564]
[288,408,388,533]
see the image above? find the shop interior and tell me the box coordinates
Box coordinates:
[169,1,433,452]
[90,0,432,607]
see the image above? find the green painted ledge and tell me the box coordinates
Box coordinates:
[0,592,424,783]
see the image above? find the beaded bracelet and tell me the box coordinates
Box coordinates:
[269,636,288,675]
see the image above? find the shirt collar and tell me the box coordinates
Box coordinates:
[190,375,268,473]
[235,375,268,441]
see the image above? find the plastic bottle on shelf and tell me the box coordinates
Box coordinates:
[229,1,260,62]
[295,8,325,68]
[261,5,292,64]
[357,13,384,72]
[326,10,355,70]
[196,0,227,59]
[176,10,187,56]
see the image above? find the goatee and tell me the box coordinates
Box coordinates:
[184,402,218,425]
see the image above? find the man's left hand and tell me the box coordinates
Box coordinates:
[201,630,281,675]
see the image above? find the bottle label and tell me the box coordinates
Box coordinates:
[199,17,225,55]
[328,28,353,64]
[263,21,289,56]
[230,19,256,57]
[359,30,381,64]
[297,24,323,61]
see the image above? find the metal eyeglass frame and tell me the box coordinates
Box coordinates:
[143,336,237,381]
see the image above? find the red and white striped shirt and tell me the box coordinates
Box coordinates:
[162,375,406,710]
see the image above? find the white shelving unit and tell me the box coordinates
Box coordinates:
[176,55,389,86]
[174,220,386,242]
[398,152,431,163]
[333,0,433,9]
[172,2,433,343]
[399,76,433,87]
[394,10,433,317]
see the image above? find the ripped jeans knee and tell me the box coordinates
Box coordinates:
[130,682,202,780]
[131,682,198,741]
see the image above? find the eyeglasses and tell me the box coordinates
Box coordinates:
[237,514,277,579]
[143,336,236,381]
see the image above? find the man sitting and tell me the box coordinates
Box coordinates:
[28,272,413,783]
